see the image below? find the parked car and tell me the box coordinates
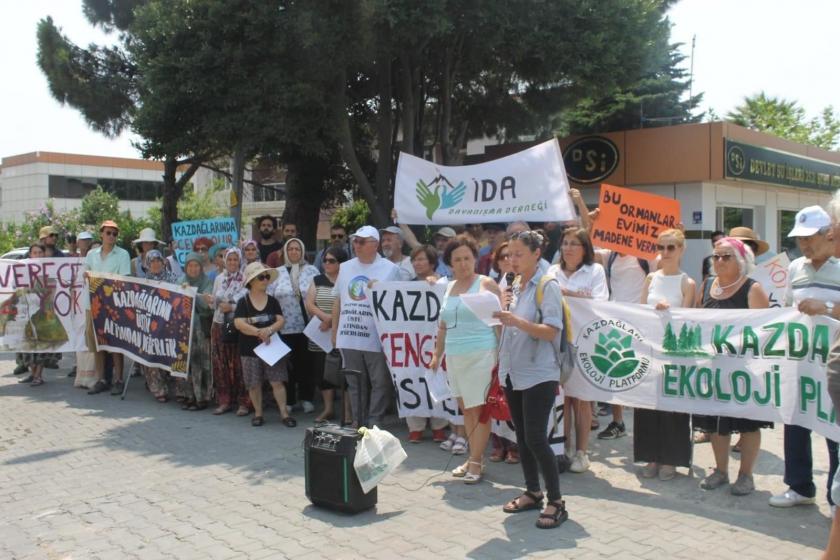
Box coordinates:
[1,248,29,260]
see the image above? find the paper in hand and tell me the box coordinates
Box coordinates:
[253,332,292,366]
[458,291,502,327]
[303,317,333,353]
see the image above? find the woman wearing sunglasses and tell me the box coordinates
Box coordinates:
[695,237,770,496]
[635,229,696,481]
[235,262,295,427]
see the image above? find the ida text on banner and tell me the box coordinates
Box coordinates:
[394,139,575,225]
[368,281,460,419]
[171,217,238,266]
[0,257,87,353]
[89,272,196,377]
[565,298,840,441]
[591,184,681,259]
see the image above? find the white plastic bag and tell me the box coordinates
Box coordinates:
[423,368,452,403]
[353,426,407,494]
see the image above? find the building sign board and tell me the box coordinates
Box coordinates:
[724,139,840,192]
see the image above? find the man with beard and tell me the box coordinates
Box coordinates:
[266,221,301,267]
[39,226,66,257]
[379,226,413,280]
[256,215,282,263]
[315,224,350,272]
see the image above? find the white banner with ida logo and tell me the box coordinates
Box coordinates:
[565,298,840,441]
[394,139,575,225]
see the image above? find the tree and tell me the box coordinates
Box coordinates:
[663,323,677,352]
[36,3,208,236]
[146,181,225,231]
[677,323,690,352]
[726,92,840,150]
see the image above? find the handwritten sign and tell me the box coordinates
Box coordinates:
[171,217,238,266]
[749,253,790,308]
[591,184,681,259]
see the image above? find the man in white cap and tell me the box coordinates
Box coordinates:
[380,226,413,280]
[770,205,840,511]
[77,232,94,257]
[331,225,400,427]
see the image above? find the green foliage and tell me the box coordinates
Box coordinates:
[79,186,120,226]
[147,181,225,230]
[726,92,840,150]
[662,323,677,352]
[331,200,371,234]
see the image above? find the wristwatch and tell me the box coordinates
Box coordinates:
[826,301,835,315]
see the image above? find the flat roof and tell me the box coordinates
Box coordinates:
[0,151,165,172]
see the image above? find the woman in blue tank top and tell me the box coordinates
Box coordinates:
[430,235,501,484]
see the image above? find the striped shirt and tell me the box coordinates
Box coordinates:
[784,256,840,306]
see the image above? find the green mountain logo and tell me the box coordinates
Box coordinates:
[662,322,711,357]
[592,328,641,379]
[415,173,466,220]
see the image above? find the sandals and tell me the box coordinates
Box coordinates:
[155,395,168,403]
[251,416,264,427]
[451,437,468,455]
[463,461,485,484]
[18,375,34,384]
[212,406,231,415]
[182,399,196,411]
[503,491,544,513]
[536,499,568,529]
[452,461,470,478]
[235,406,250,417]
[282,417,297,428]
[30,378,45,387]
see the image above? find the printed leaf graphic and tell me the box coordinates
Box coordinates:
[415,179,441,220]
[592,328,640,379]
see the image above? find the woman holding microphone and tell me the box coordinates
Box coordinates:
[494,230,567,529]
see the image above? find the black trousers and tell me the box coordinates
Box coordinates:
[504,379,561,502]
[282,333,314,405]
[633,409,692,468]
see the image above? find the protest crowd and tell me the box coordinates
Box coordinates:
[9,183,840,542]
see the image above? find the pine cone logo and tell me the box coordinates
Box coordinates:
[575,319,651,392]
[592,329,640,379]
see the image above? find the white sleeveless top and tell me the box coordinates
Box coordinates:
[647,272,686,308]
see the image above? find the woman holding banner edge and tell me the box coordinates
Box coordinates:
[695,237,770,496]
[494,230,568,529]
[429,235,501,483]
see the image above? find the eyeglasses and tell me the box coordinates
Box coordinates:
[331,234,345,240]
[657,244,679,252]
[712,254,734,262]
[499,253,510,259]
[323,258,339,264]
[352,238,374,245]
[256,273,271,281]
[47,233,57,238]
[102,230,118,237]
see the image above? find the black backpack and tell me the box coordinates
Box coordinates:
[605,251,650,294]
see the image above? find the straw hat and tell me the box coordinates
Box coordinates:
[133,227,162,245]
[243,261,278,287]
[728,227,769,256]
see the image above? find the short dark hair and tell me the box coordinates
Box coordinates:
[257,215,276,228]
[491,241,509,275]
[711,230,724,240]
[442,234,478,266]
[28,243,46,257]
[559,227,595,270]
[330,224,346,231]
[282,221,298,230]
[410,245,439,270]
[324,246,349,263]
[66,234,76,244]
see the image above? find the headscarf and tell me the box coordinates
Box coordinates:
[144,250,176,283]
[241,239,260,266]
[283,237,306,298]
[209,242,231,261]
[181,252,210,289]
[221,248,244,291]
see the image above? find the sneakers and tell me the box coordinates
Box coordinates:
[640,462,658,479]
[13,364,28,375]
[451,437,468,455]
[569,450,590,473]
[597,421,626,440]
[110,381,124,396]
[408,431,423,443]
[300,400,315,413]
[88,380,110,395]
[440,433,457,451]
[700,469,729,490]
[769,488,816,508]
[731,473,755,496]
[658,465,677,481]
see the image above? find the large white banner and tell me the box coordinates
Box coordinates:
[565,298,840,441]
[0,258,87,353]
[394,139,575,225]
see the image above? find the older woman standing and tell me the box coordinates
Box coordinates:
[696,237,770,495]
[242,240,261,266]
[430,235,501,483]
[636,229,696,480]
[235,262,295,427]
[495,231,568,529]
[304,246,348,425]
[142,250,178,402]
[178,252,214,411]
[210,248,250,416]
[548,227,608,473]
[273,238,319,413]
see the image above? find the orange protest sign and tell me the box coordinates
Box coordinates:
[591,184,681,259]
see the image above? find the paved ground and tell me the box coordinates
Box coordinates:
[0,357,833,560]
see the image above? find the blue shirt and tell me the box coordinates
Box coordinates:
[440,276,497,355]
[85,245,131,275]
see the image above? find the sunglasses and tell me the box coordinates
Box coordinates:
[331,234,345,240]
[499,253,510,259]
[712,254,734,262]
[256,273,271,281]
[657,244,679,252]
[102,230,118,237]
[323,258,339,264]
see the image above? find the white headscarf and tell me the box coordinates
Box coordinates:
[283,237,306,298]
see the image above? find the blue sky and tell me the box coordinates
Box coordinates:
[1,0,837,159]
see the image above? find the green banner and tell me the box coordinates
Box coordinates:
[724,139,840,191]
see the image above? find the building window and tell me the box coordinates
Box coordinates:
[252,182,286,203]
[716,206,754,232]
[48,175,164,201]
[778,210,801,259]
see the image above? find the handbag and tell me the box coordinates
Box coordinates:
[221,312,238,344]
[481,364,511,423]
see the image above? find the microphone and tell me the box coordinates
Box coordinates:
[504,272,515,310]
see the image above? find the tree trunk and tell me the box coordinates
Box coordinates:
[281,153,329,251]
[230,145,246,232]
[161,157,202,241]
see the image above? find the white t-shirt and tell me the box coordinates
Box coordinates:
[597,249,656,304]
[547,262,609,301]
[394,256,414,281]
[334,255,400,351]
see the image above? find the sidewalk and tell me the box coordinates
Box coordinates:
[0,358,832,559]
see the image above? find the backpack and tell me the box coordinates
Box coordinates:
[519,274,577,385]
[605,251,650,295]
